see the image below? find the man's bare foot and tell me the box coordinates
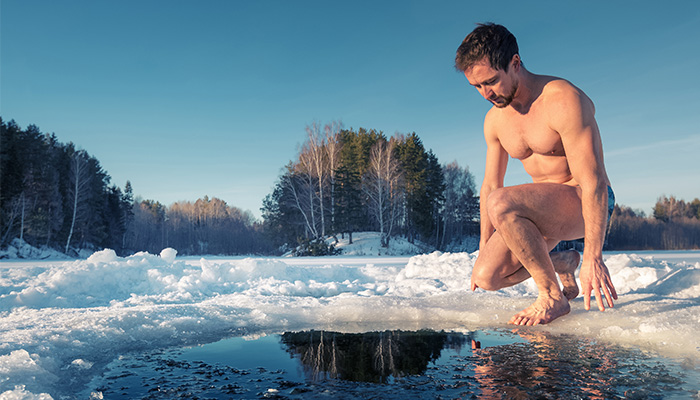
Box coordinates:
[551,250,581,300]
[508,294,570,325]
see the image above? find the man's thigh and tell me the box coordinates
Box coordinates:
[487,183,585,241]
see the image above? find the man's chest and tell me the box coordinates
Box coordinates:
[497,116,564,160]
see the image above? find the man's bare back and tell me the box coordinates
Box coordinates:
[455,23,617,325]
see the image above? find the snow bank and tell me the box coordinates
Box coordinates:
[1,246,699,398]
[328,232,430,256]
[0,239,69,261]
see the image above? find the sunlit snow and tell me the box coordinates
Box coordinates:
[1,234,699,398]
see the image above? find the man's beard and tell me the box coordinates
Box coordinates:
[490,82,518,108]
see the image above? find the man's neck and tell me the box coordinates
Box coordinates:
[509,68,540,114]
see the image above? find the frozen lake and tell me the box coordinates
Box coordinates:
[1,248,699,398]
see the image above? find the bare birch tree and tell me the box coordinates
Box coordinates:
[287,121,343,240]
[440,161,478,248]
[65,150,91,253]
[363,138,403,247]
[297,150,321,237]
[18,192,27,242]
[282,166,319,239]
[302,122,328,237]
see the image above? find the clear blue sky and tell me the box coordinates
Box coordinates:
[2,0,699,218]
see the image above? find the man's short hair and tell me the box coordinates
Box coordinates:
[455,23,520,73]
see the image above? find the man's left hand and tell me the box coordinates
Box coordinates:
[579,256,618,311]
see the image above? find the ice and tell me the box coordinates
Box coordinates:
[159,247,177,264]
[605,253,673,293]
[0,351,57,398]
[0,385,54,400]
[1,236,699,398]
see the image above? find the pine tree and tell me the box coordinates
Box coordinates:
[333,162,363,243]
[0,119,24,246]
[424,150,445,247]
[394,133,429,243]
[121,181,134,250]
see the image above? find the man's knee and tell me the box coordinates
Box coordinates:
[486,188,518,228]
[472,256,502,291]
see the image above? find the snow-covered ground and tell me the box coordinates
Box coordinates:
[1,234,699,399]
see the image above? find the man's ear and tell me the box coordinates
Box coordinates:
[512,54,521,72]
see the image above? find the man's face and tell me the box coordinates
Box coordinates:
[464,58,518,108]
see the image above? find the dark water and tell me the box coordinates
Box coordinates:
[92,329,700,399]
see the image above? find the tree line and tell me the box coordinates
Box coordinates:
[261,122,480,253]
[128,196,268,255]
[0,118,267,256]
[606,196,700,250]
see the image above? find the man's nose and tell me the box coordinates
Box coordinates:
[480,87,493,99]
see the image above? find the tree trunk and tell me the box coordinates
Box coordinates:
[65,151,90,254]
[19,192,25,241]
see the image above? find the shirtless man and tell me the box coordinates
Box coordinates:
[454,23,617,325]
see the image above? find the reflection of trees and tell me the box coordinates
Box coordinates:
[471,331,617,399]
[281,330,472,383]
[471,330,684,399]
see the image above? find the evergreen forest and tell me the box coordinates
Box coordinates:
[1,117,699,257]
[0,117,267,256]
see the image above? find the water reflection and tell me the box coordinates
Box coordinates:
[95,329,698,399]
[469,329,685,399]
[280,330,473,383]
[281,329,691,399]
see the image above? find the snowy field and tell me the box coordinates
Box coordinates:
[1,234,699,399]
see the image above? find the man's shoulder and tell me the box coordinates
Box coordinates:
[541,77,591,102]
[541,76,583,98]
[540,77,594,115]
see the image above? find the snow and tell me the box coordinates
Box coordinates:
[325,231,449,256]
[1,234,699,399]
[0,239,71,262]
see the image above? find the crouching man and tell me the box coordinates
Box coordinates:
[454,23,617,325]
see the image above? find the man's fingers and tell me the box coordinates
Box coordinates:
[583,289,591,311]
[594,287,605,311]
[602,284,614,308]
[582,264,618,312]
[609,279,619,300]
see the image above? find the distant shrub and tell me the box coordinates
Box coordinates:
[293,238,342,257]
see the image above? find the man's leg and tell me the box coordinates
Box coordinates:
[551,250,581,300]
[472,183,585,325]
[473,234,580,296]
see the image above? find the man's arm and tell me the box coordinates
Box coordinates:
[548,81,617,311]
[473,111,508,291]
[479,111,509,250]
